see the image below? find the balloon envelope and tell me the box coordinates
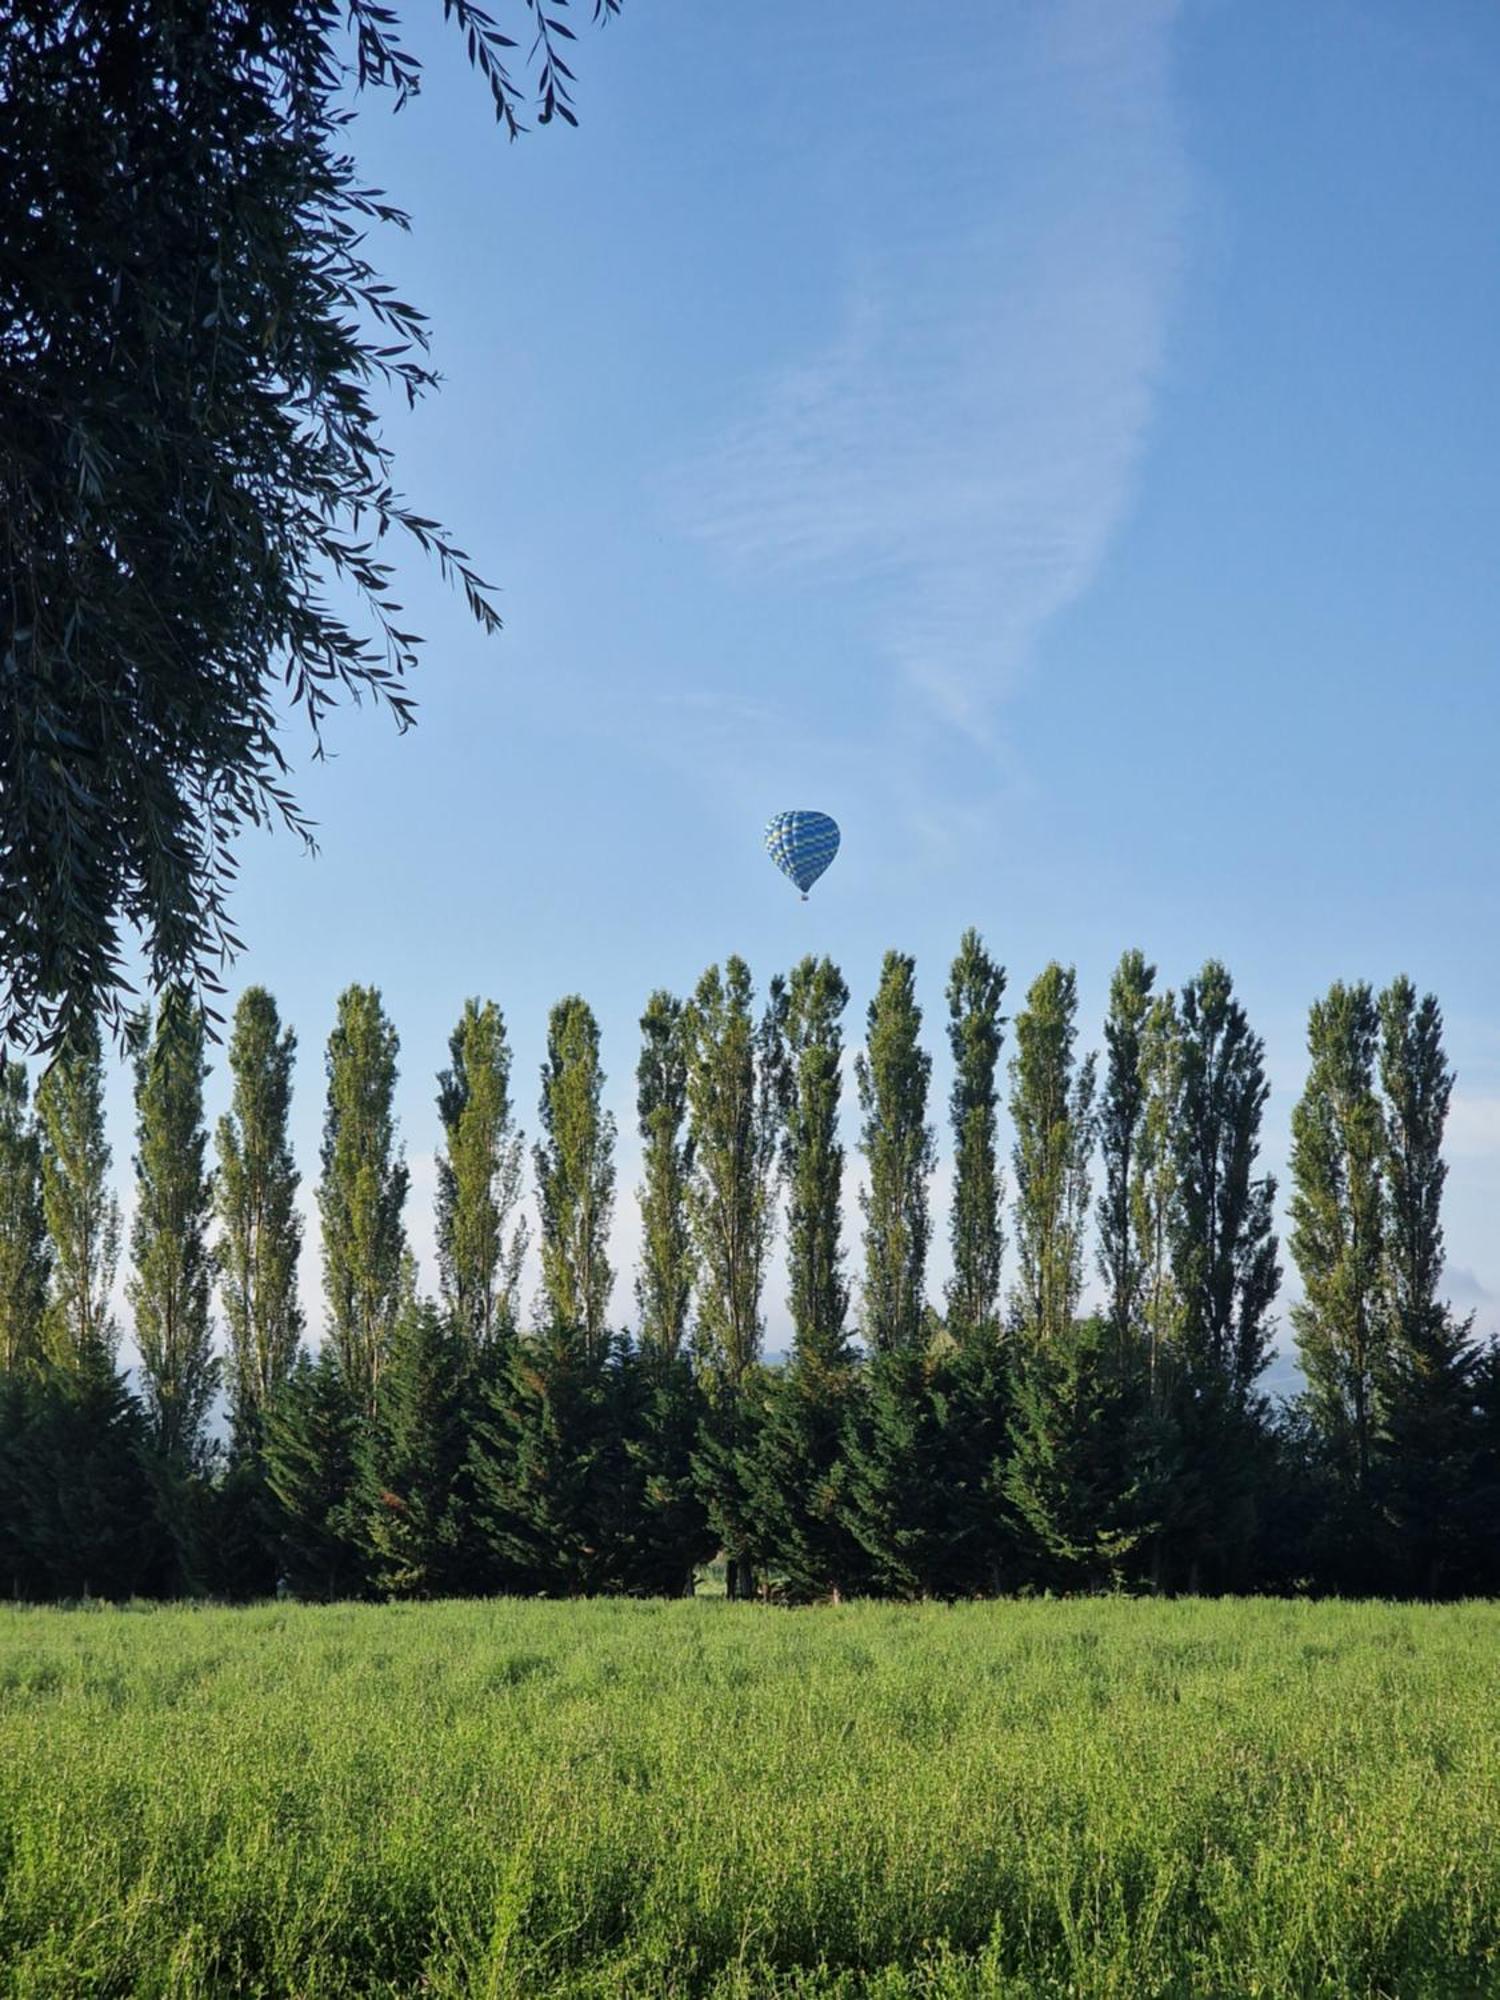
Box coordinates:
[765,810,840,897]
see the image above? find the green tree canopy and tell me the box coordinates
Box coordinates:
[128,986,217,1469]
[0,0,618,1050]
[945,931,1007,1348]
[683,958,782,1391]
[1009,964,1096,1348]
[437,998,527,1352]
[1097,950,1154,1350]
[1291,981,1387,1513]
[318,985,408,1412]
[0,1060,49,1374]
[857,951,934,1356]
[634,992,696,1360]
[1174,961,1280,1401]
[1375,978,1480,1595]
[35,1017,120,1369]
[216,987,303,1440]
[535,996,615,1358]
[782,957,851,1363]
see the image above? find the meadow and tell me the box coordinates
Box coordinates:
[1,1598,1498,1998]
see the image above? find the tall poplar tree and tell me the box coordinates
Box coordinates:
[1008,964,1096,1347]
[683,957,783,1599]
[746,957,864,1600]
[683,958,782,1389]
[1098,950,1154,1348]
[1174,962,1280,1399]
[635,991,695,1358]
[216,987,303,1441]
[1155,963,1281,1589]
[857,951,934,1355]
[945,931,1007,1346]
[0,1060,49,1373]
[1132,992,1185,1409]
[318,985,408,1413]
[1290,982,1387,1544]
[534,996,615,1357]
[938,933,1013,1593]
[782,958,850,1360]
[472,1000,620,1603]
[629,990,708,1593]
[1376,977,1479,1594]
[35,1017,120,1367]
[844,953,953,1597]
[437,998,527,1352]
[129,987,217,1469]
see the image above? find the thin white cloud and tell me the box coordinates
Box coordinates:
[675,0,1188,738]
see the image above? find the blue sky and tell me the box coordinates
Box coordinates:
[100,0,1500,1376]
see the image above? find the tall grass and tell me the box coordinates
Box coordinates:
[1,1598,1497,1996]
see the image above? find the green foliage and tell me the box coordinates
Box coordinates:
[262,1348,367,1603]
[742,957,862,1602]
[0,1059,48,1373]
[683,958,782,1390]
[856,951,935,1355]
[357,1299,473,1600]
[1291,982,1388,1529]
[1142,966,1280,1592]
[1,953,1490,1610]
[1375,979,1480,1596]
[692,1375,767,1604]
[781,957,851,1362]
[941,1325,1014,1596]
[1131,991,1185,1408]
[437,998,527,1352]
[1174,962,1280,1399]
[534,996,615,1356]
[202,1450,282,1604]
[471,1325,624,1596]
[1097,950,1154,1348]
[843,1344,958,1599]
[216,988,303,1443]
[618,1348,714,1596]
[744,1354,868,1602]
[0,0,618,1050]
[318,986,409,1413]
[945,931,1007,1347]
[1473,1342,1500,1597]
[34,1017,120,1368]
[0,1350,160,1600]
[634,990,696,1358]
[128,987,217,1470]
[1008,964,1096,1348]
[1004,1316,1159,1592]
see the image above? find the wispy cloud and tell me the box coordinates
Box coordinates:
[675,0,1188,740]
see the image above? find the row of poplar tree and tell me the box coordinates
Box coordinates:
[0,941,1495,1604]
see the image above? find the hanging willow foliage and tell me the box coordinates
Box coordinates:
[0,0,618,1051]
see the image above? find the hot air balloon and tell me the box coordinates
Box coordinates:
[765,810,840,900]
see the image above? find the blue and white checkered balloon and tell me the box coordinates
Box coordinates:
[765,810,840,899]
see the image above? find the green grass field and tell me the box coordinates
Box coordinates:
[2,1599,1498,1998]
